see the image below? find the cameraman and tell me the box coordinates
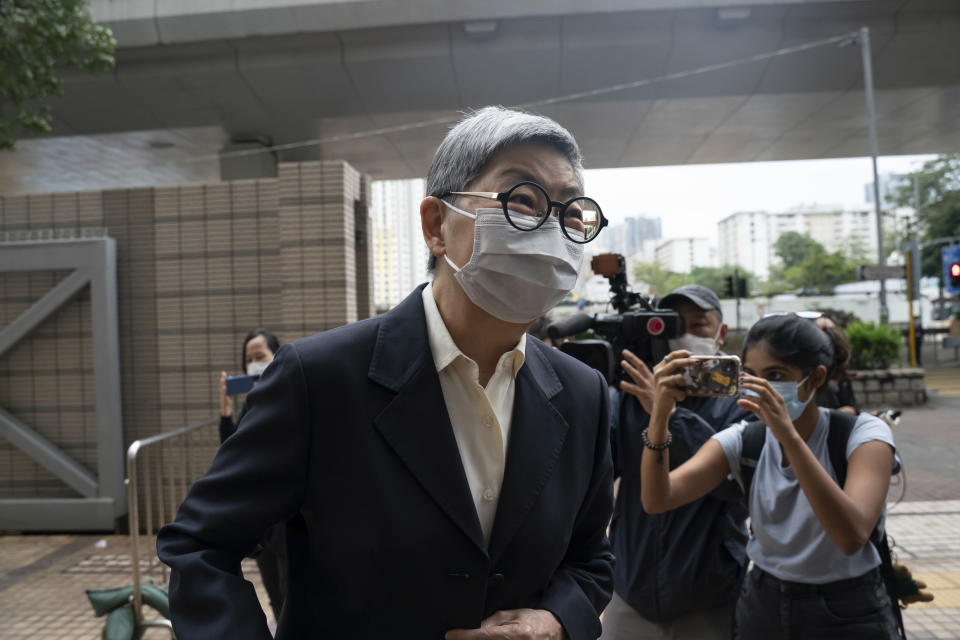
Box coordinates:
[601,285,749,640]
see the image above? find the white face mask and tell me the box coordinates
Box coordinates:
[246,360,270,377]
[668,324,721,355]
[442,203,585,324]
[771,374,813,421]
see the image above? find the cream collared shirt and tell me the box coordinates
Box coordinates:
[421,283,526,544]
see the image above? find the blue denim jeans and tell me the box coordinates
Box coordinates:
[735,566,900,640]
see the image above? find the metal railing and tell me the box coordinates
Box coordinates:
[125,416,220,636]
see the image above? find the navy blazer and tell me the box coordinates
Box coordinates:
[157,285,614,639]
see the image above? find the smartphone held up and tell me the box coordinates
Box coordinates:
[225,373,260,396]
[681,355,740,398]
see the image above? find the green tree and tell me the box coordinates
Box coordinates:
[689,265,756,299]
[632,262,692,297]
[791,249,858,294]
[758,272,793,297]
[846,321,901,369]
[0,0,115,149]
[771,232,858,294]
[893,154,960,280]
[845,235,872,264]
[774,231,824,268]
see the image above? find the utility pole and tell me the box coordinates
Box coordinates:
[735,267,742,331]
[905,245,917,368]
[912,176,924,331]
[860,26,888,325]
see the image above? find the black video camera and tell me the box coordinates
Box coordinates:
[546,254,684,385]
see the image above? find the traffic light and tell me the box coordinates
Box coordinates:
[944,245,960,295]
[737,277,748,298]
[723,275,734,298]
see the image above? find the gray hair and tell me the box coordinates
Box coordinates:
[425,106,584,270]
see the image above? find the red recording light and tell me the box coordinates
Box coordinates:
[647,317,665,336]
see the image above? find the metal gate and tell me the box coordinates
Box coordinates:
[0,231,124,530]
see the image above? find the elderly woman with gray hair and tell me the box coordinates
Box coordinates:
[159,106,615,640]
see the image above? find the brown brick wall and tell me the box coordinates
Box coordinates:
[0,161,373,510]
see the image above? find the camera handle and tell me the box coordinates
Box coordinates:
[546,313,595,342]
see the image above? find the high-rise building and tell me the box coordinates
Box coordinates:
[602,215,662,260]
[371,179,429,310]
[769,206,880,256]
[717,211,774,279]
[717,207,895,279]
[655,237,711,273]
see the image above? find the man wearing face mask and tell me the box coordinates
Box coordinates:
[601,285,750,640]
[158,107,615,640]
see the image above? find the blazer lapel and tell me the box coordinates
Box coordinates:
[487,342,568,564]
[370,286,486,555]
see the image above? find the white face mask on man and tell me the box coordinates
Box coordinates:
[667,324,722,355]
[442,202,585,324]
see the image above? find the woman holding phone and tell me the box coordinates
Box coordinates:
[639,314,900,639]
[218,327,281,441]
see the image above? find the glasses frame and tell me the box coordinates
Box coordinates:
[444,181,608,244]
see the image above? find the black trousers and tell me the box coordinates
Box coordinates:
[735,566,900,640]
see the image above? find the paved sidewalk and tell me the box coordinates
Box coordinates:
[926,366,960,397]
[887,500,960,639]
[0,534,274,639]
[1,502,958,639]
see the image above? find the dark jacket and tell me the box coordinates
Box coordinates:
[610,392,749,622]
[218,415,236,443]
[219,414,287,619]
[157,285,615,640]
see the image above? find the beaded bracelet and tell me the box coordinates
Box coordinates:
[641,427,672,451]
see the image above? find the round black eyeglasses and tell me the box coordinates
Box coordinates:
[443,181,607,244]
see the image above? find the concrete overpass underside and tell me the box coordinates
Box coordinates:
[2,0,959,195]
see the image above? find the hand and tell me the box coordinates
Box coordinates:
[446,609,565,640]
[736,374,796,443]
[219,371,231,417]
[620,349,655,414]
[893,562,935,605]
[650,350,695,418]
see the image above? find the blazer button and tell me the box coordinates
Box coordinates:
[487,572,505,587]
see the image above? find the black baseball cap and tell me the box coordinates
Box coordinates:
[660,284,722,314]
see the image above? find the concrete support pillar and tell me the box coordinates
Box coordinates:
[277,161,361,335]
[355,175,375,320]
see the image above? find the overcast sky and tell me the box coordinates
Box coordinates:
[584,154,935,245]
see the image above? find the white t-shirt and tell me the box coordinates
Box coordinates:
[712,408,896,584]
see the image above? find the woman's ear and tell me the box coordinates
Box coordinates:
[811,364,829,389]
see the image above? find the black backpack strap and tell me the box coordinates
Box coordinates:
[873,526,908,639]
[739,419,766,497]
[825,409,858,486]
[827,409,907,640]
